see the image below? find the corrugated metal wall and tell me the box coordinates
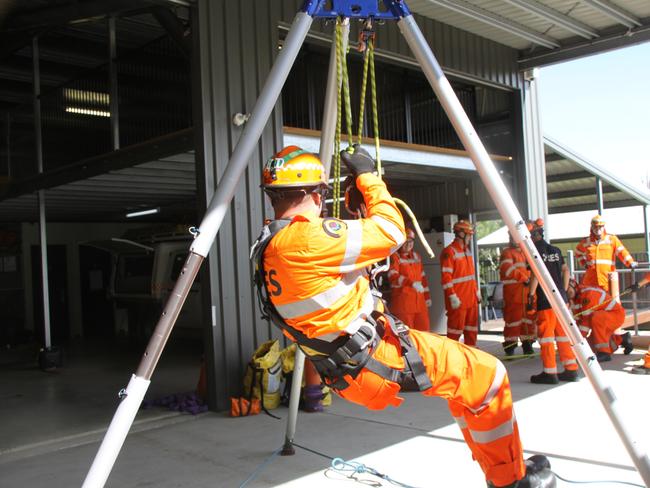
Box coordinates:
[193,0,523,409]
[193,0,284,410]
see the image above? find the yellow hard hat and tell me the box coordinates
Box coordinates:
[453,220,474,235]
[263,146,325,189]
[591,215,606,227]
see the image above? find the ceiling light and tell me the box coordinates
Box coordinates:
[126,208,160,218]
[65,107,111,117]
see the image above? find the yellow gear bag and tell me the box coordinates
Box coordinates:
[243,340,282,410]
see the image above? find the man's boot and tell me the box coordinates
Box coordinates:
[596,351,612,363]
[522,340,535,355]
[530,372,558,384]
[487,455,557,487]
[621,332,633,355]
[503,341,517,357]
[558,369,579,382]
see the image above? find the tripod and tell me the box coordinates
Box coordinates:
[82,2,650,486]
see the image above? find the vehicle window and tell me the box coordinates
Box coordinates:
[115,253,154,294]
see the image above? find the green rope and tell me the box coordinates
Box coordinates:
[333,19,344,218]
[357,46,370,145]
[368,38,381,177]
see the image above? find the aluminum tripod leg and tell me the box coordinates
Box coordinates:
[397,14,650,485]
[282,18,350,456]
[81,12,314,488]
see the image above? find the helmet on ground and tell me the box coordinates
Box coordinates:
[453,220,474,235]
[591,215,606,227]
[406,228,415,241]
[263,146,325,189]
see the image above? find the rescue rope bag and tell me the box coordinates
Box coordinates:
[250,220,432,395]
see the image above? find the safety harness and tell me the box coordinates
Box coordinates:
[251,219,432,393]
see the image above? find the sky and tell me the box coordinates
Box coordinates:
[539,42,650,192]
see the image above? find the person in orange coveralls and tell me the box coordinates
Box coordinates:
[440,220,480,346]
[388,228,431,332]
[567,279,632,363]
[575,214,637,290]
[499,233,535,356]
[252,145,555,488]
[527,219,578,385]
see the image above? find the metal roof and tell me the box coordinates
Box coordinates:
[544,134,650,214]
[408,0,650,68]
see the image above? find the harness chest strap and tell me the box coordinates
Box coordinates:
[251,220,432,393]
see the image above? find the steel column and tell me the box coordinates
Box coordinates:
[109,16,120,150]
[397,14,650,485]
[82,11,314,488]
[596,176,604,214]
[567,249,575,277]
[33,37,52,350]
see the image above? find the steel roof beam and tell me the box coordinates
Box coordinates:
[546,170,594,183]
[581,0,641,29]
[502,0,598,39]
[427,0,560,49]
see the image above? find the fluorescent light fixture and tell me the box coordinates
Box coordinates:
[64,88,110,106]
[65,107,111,117]
[126,207,160,218]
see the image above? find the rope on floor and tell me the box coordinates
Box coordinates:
[552,470,644,487]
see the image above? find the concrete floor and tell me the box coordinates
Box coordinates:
[1,335,649,488]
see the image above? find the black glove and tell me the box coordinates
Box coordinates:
[628,282,640,293]
[344,175,365,217]
[526,294,535,312]
[340,144,375,177]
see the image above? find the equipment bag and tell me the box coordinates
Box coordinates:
[242,340,282,411]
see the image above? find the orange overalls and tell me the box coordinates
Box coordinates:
[644,348,650,369]
[441,240,479,346]
[388,250,431,332]
[499,246,534,344]
[263,173,525,487]
[574,286,625,354]
[575,232,634,289]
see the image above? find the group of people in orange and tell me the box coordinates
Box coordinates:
[385,213,649,381]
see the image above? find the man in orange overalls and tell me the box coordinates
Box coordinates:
[499,233,535,356]
[388,228,431,332]
[575,215,637,290]
[527,219,579,384]
[567,279,632,363]
[254,145,555,488]
[440,220,480,346]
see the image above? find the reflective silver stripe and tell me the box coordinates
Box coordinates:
[604,300,617,311]
[468,360,506,414]
[594,343,609,349]
[520,334,535,340]
[579,326,590,333]
[399,257,419,264]
[624,255,633,262]
[594,259,614,265]
[391,275,405,288]
[453,416,467,429]
[500,259,514,265]
[371,215,405,251]
[447,328,463,334]
[505,320,523,328]
[465,325,478,331]
[522,318,533,324]
[340,220,363,273]
[469,417,514,444]
[343,290,375,335]
[616,246,625,253]
[556,336,570,342]
[539,337,555,344]
[275,270,364,319]
[441,267,453,273]
[563,359,577,366]
[387,270,398,277]
[505,266,515,277]
[442,283,453,290]
[544,367,557,374]
[452,275,475,285]
[502,279,518,285]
